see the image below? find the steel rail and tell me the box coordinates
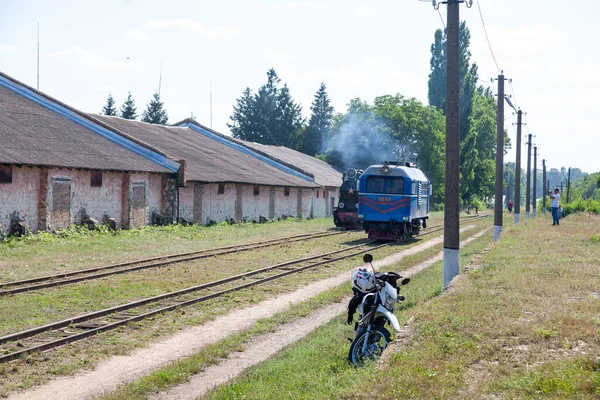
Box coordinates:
[0,230,346,296]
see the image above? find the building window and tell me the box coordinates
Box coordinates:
[0,165,12,184]
[284,187,290,197]
[90,171,103,187]
[317,190,319,198]
[218,183,225,195]
[254,185,260,196]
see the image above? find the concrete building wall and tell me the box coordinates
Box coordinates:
[0,166,40,232]
[273,187,297,218]
[0,166,172,233]
[178,185,195,222]
[45,170,125,230]
[301,189,314,218]
[202,183,236,224]
[240,184,270,222]
[312,188,327,218]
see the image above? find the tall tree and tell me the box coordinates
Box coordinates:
[101,94,117,116]
[300,82,334,156]
[141,92,168,125]
[229,68,304,149]
[120,92,138,120]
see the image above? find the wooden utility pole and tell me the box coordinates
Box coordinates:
[533,146,537,217]
[494,74,505,241]
[525,134,532,218]
[514,110,523,223]
[542,159,547,213]
[443,0,461,288]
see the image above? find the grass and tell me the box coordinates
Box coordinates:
[65,224,489,400]
[199,213,600,400]
[0,214,484,396]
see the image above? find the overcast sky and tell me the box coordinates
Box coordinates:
[1,0,598,173]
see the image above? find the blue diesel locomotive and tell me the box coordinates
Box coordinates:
[358,162,431,240]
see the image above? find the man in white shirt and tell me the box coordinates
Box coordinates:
[550,188,560,225]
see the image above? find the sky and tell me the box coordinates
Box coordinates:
[0,0,598,173]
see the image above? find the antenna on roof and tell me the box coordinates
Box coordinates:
[209,78,213,129]
[158,60,163,96]
[36,22,40,90]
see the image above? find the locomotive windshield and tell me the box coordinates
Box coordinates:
[366,176,404,194]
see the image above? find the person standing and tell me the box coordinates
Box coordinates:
[550,188,560,225]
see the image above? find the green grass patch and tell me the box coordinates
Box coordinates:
[204,228,493,399]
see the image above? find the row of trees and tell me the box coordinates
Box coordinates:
[229,69,333,156]
[101,92,168,125]
[228,23,509,206]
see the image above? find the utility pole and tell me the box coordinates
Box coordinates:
[567,167,571,203]
[420,0,472,288]
[514,110,523,223]
[494,73,505,241]
[507,175,511,208]
[542,159,547,213]
[561,181,563,193]
[533,146,537,217]
[443,0,461,288]
[525,133,532,218]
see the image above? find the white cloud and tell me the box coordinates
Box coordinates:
[51,47,131,70]
[363,57,385,66]
[126,18,238,41]
[0,44,16,53]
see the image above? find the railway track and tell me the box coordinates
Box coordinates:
[0,230,348,296]
[0,214,490,363]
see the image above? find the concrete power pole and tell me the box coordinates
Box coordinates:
[514,110,523,223]
[525,134,532,218]
[542,159,547,213]
[533,146,537,217]
[494,74,505,241]
[442,0,463,288]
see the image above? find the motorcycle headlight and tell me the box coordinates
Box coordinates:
[384,296,395,311]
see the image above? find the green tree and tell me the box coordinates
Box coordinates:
[120,92,138,120]
[141,92,168,125]
[301,82,334,156]
[229,68,304,149]
[101,94,117,116]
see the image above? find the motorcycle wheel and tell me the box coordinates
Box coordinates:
[348,326,391,366]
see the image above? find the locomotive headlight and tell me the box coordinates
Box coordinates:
[358,214,364,219]
[338,202,345,209]
[402,216,409,221]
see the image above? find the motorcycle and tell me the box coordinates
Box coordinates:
[347,253,410,366]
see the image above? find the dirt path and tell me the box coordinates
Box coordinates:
[153,227,491,400]
[8,225,478,400]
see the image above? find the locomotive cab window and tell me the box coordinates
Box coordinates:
[385,177,404,194]
[366,177,385,193]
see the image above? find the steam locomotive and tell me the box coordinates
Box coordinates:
[358,162,431,240]
[333,168,363,230]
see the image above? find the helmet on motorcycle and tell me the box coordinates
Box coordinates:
[351,268,375,293]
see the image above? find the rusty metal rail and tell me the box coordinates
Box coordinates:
[0,230,347,296]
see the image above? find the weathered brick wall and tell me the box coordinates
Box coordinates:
[161,176,177,223]
[274,187,296,218]
[178,184,194,222]
[0,166,40,232]
[240,184,270,222]
[193,183,203,223]
[202,183,236,224]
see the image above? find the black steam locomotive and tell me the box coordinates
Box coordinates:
[333,168,363,229]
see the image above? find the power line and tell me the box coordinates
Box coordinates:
[437,7,446,30]
[475,0,501,73]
